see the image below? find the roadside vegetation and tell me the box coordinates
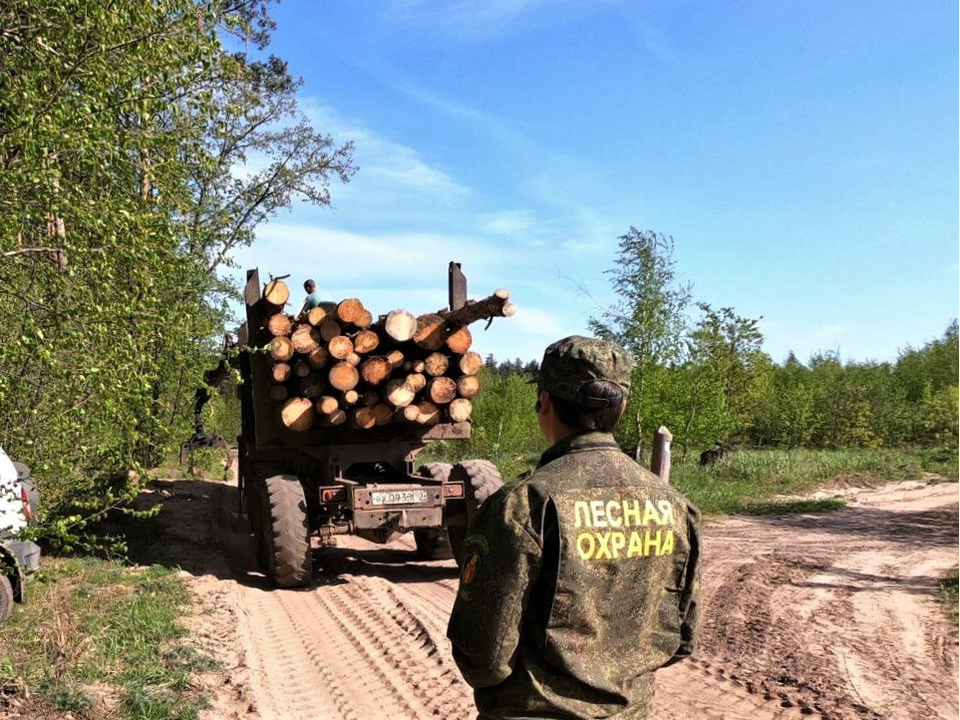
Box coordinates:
[940,567,959,623]
[0,558,214,719]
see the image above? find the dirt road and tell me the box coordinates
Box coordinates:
[144,477,958,720]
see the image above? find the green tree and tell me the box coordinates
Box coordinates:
[589,229,691,459]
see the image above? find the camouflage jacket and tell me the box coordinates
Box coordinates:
[447,431,702,720]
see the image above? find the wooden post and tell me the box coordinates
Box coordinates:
[650,426,673,484]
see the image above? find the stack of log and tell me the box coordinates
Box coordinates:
[258,278,515,432]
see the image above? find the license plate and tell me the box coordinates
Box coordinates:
[370,489,429,506]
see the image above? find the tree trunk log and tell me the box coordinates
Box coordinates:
[271,363,292,383]
[424,353,449,377]
[353,330,380,354]
[360,356,392,385]
[307,346,329,369]
[439,288,515,326]
[320,409,346,427]
[385,379,416,408]
[263,278,290,306]
[268,384,289,403]
[337,298,366,325]
[319,319,342,342]
[350,407,377,430]
[356,309,373,329]
[291,324,322,354]
[269,336,294,362]
[383,310,417,342]
[300,374,325,398]
[372,403,394,425]
[294,360,312,378]
[448,398,473,423]
[395,406,420,423]
[445,326,472,354]
[385,349,405,369]
[414,314,446,351]
[345,352,362,367]
[361,390,380,406]
[329,362,360,392]
[406,373,427,393]
[342,389,360,406]
[307,306,328,326]
[281,397,314,431]
[457,374,481,399]
[426,376,457,404]
[415,400,441,425]
[267,313,292,337]
[459,351,483,376]
[328,335,354,360]
[316,396,340,415]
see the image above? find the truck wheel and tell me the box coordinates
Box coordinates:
[248,476,269,571]
[447,460,504,567]
[414,464,454,560]
[261,474,312,588]
[0,575,13,624]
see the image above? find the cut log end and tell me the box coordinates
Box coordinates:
[329,362,360,392]
[280,397,314,432]
[448,398,473,423]
[264,279,290,306]
[384,310,417,343]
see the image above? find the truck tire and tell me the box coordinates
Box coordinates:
[447,460,504,567]
[261,474,312,588]
[414,463,453,560]
[0,575,13,624]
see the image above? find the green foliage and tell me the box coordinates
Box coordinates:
[939,567,958,622]
[0,558,213,719]
[0,0,352,541]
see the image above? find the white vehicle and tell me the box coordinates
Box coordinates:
[0,446,41,623]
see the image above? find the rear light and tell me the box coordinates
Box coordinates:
[442,483,464,499]
[21,486,32,520]
[320,487,346,503]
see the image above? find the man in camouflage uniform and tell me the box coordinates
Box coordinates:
[447,335,702,719]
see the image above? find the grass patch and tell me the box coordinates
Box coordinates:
[0,557,216,719]
[671,446,952,516]
[939,567,958,622]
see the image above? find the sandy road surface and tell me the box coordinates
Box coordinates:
[144,477,958,720]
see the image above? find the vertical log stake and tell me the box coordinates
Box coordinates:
[650,426,673,484]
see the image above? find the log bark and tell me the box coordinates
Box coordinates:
[439,288,515,326]
[268,384,289,403]
[319,319,342,342]
[263,278,290,306]
[281,397,314,431]
[383,310,417,342]
[328,335,354,360]
[424,353,449,377]
[307,346,329,369]
[321,409,346,427]
[337,298,366,325]
[384,379,416,408]
[458,351,483,376]
[271,363,292,383]
[445,326,472,355]
[300,374,325,398]
[329,362,360,392]
[360,356,392,386]
[307,306,328,326]
[426,376,457,405]
[361,390,380,406]
[415,400,441,426]
[353,330,379,354]
[291,324,322,354]
[269,336,294,362]
[448,398,473,423]
[457,374,481,399]
[267,313,292,337]
[372,403,394,425]
[316,396,340,415]
[414,314,446,351]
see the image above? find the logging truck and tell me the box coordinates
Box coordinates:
[236,263,513,588]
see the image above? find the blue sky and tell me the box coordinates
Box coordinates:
[231,0,958,364]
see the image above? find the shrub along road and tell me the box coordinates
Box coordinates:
[132,475,958,720]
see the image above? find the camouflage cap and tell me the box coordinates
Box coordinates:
[534,335,633,408]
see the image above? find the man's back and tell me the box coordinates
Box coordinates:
[448,431,701,720]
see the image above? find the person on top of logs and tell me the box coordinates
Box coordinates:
[296,278,321,318]
[447,335,702,720]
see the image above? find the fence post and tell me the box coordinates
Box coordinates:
[650,426,673,484]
